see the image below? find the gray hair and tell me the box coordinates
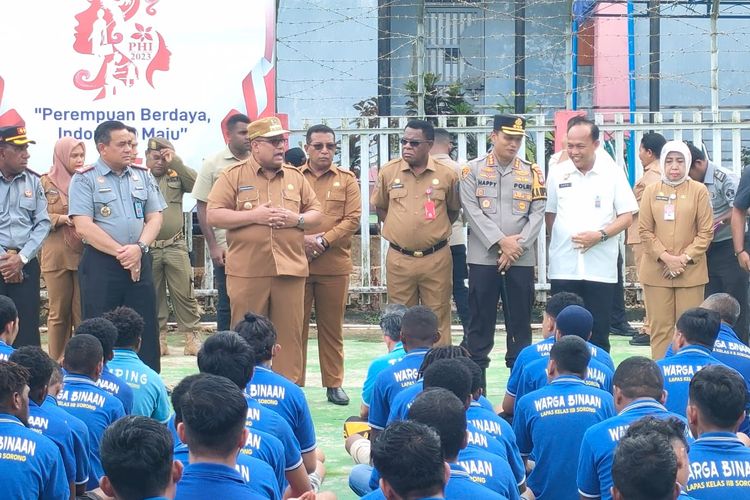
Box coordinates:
[701,293,741,327]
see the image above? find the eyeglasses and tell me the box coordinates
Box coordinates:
[256,138,286,147]
[309,142,336,151]
[400,138,432,148]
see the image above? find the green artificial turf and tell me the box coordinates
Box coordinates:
[157,328,647,499]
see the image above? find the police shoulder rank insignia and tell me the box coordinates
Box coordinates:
[461,166,470,180]
[531,163,547,200]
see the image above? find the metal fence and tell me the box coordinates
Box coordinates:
[194,110,750,303]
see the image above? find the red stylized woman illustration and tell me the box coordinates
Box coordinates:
[73,0,169,100]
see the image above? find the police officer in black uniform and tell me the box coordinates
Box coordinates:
[69,121,166,371]
[0,125,50,347]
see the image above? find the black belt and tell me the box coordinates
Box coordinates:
[390,240,448,258]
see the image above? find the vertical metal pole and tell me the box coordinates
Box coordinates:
[571,18,579,110]
[627,0,636,187]
[648,0,660,123]
[515,0,526,114]
[378,0,392,116]
[416,0,426,117]
[710,0,720,115]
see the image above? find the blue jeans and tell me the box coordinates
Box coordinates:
[349,464,375,497]
[213,264,231,331]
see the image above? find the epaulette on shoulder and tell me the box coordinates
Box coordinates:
[336,166,357,177]
[24,167,41,177]
[225,159,247,172]
[518,157,532,165]
[381,157,402,169]
[130,163,148,170]
[75,165,95,175]
[714,168,727,182]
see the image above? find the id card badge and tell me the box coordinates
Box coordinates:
[134,200,145,219]
[664,203,675,221]
[424,199,436,220]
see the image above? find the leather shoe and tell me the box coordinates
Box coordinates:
[611,323,637,337]
[629,332,651,346]
[326,387,350,406]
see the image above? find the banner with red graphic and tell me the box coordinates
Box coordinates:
[0,0,276,173]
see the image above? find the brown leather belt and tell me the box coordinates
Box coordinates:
[151,231,184,249]
[390,240,448,258]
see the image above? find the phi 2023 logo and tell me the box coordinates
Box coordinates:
[73,0,170,100]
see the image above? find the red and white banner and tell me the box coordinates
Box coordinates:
[0,0,276,173]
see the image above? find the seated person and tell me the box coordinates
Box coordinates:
[0,360,68,500]
[171,374,281,500]
[577,356,687,500]
[56,334,125,490]
[361,304,408,419]
[370,420,449,499]
[0,295,18,360]
[368,306,440,440]
[513,336,615,500]
[235,313,320,474]
[103,307,171,422]
[174,374,268,499]
[502,292,585,416]
[74,317,134,414]
[514,305,615,405]
[10,347,79,496]
[611,430,681,500]
[197,331,312,497]
[685,365,750,497]
[100,416,183,500]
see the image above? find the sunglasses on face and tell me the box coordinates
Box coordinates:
[257,138,286,147]
[400,138,432,148]
[309,143,336,151]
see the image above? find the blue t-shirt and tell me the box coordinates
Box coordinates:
[685,432,750,498]
[466,402,525,486]
[577,398,687,499]
[516,357,614,405]
[506,338,614,398]
[362,342,406,406]
[244,395,303,472]
[44,395,90,487]
[458,446,521,499]
[174,462,266,500]
[368,347,429,430]
[0,339,14,361]
[388,382,497,425]
[0,413,69,500]
[246,365,316,453]
[173,444,281,500]
[513,375,615,500]
[57,373,126,489]
[108,349,171,422]
[363,462,508,500]
[96,366,135,415]
[27,399,76,485]
[665,323,750,383]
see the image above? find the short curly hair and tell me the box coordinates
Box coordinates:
[103,307,144,348]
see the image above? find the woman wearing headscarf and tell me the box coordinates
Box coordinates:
[40,137,86,360]
[638,140,713,359]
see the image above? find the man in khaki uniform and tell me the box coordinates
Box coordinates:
[371,120,461,345]
[192,113,251,331]
[207,117,322,384]
[300,124,361,405]
[146,137,202,356]
[627,132,666,346]
[460,115,546,382]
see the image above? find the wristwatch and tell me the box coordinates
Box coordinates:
[296,215,305,229]
[137,241,150,254]
[19,254,29,265]
[735,249,747,257]
[599,230,609,242]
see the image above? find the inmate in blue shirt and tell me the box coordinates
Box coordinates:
[57,373,126,489]
[458,446,521,499]
[368,347,429,430]
[665,323,750,384]
[362,342,406,406]
[244,395,303,472]
[686,432,750,498]
[28,398,76,485]
[577,398,687,500]
[173,443,281,500]
[0,339,14,361]
[44,395,90,487]
[516,357,614,404]
[108,349,171,422]
[0,413,69,500]
[246,365,316,453]
[513,375,615,500]
[174,462,266,500]
[467,402,525,485]
[96,367,134,414]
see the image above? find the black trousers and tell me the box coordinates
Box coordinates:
[451,244,470,334]
[551,279,615,352]
[463,264,534,369]
[0,258,40,347]
[707,239,749,345]
[610,251,628,328]
[79,246,160,372]
[213,264,231,331]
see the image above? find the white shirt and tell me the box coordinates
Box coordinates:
[546,153,638,283]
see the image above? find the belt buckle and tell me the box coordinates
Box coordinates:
[413,250,424,258]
